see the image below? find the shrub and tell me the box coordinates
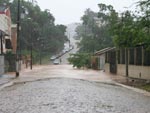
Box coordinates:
[68,53,91,69]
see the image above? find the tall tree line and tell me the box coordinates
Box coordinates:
[0,0,67,60]
[76,0,150,53]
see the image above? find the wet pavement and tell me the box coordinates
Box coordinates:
[14,64,113,84]
[0,78,150,113]
[0,43,150,112]
[0,64,150,113]
[0,74,15,85]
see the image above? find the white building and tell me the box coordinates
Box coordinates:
[0,5,12,54]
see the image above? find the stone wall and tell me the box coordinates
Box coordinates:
[117,64,126,77]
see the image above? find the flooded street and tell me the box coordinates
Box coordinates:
[1,36,150,113]
[18,64,112,83]
[1,0,150,112]
[1,39,150,113]
[0,64,150,113]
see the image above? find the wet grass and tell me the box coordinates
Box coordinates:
[138,84,150,92]
[114,78,150,92]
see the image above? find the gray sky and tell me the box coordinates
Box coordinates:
[36,0,139,25]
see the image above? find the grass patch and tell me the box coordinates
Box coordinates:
[138,84,150,92]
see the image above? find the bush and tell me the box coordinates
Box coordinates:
[68,53,91,69]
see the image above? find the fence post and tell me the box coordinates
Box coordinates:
[125,48,128,77]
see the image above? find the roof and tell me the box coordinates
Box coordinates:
[95,47,116,55]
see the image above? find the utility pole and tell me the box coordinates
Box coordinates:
[27,18,33,70]
[0,32,3,54]
[30,19,33,70]
[16,0,20,77]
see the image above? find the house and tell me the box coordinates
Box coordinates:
[0,5,13,74]
[95,46,150,80]
[0,5,12,54]
[95,47,115,71]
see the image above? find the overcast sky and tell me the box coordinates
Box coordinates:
[36,0,140,25]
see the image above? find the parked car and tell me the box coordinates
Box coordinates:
[50,55,56,60]
[53,59,60,65]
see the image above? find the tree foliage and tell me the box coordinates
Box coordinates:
[68,53,91,69]
[76,1,150,52]
[1,0,67,61]
[76,6,115,53]
[112,0,150,48]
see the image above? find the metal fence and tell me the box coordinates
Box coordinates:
[116,46,150,66]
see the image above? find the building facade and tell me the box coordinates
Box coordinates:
[0,5,12,54]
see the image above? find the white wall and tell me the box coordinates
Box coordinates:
[99,54,105,70]
[117,64,126,76]
[129,65,150,80]
[0,14,11,35]
[104,63,109,72]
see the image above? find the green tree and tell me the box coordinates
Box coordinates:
[68,53,91,69]
[76,5,115,53]
[112,0,150,48]
[1,0,68,63]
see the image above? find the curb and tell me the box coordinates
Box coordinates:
[0,81,14,91]
[114,82,150,97]
[0,77,150,97]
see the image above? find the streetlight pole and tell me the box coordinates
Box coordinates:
[16,0,21,77]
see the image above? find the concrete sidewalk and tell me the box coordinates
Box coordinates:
[0,73,15,86]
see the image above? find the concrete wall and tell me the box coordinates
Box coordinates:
[104,47,150,80]
[117,64,126,76]
[99,54,105,70]
[106,64,126,76]
[104,63,109,72]
[0,55,4,75]
[115,64,150,80]
[128,65,150,80]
